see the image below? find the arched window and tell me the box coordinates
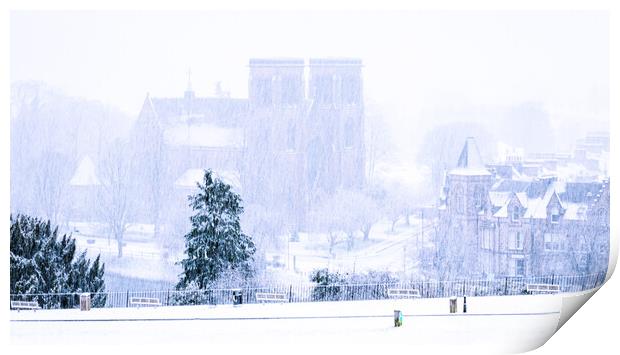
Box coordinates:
[281,76,301,105]
[342,75,360,104]
[287,122,296,151]
[473,185,485,212]
[314,75,333,103]
[254,77,272,106]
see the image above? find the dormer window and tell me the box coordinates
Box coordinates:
[550,207,560,224]
[511,207,519,222]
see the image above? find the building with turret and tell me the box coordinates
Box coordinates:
[437,138,609,279]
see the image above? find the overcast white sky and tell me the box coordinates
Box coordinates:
[11,10,609,139]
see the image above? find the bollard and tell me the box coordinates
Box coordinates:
[232,289,243,306]
[394,310,403,327]
[449,296,457,313]
[80,293,91,311]
[463,296,467,313]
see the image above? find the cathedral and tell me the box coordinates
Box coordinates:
[131,58,366,231]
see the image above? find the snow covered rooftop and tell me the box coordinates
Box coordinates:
[563,203,588,221]
[489,191,511,208]
[164,123,244,148]
[148,96,248,123]
[489,178,603,221]
[69,156,100,186]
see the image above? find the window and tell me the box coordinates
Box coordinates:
[511,207,519,222]
[474,185,485,211]
[515,232,523,250]
[578,235,588,252]
[342,75,360,104]
[509,232,523,250]
[314,75,333,103]
[287,122,296,151]
[452,185,464,215]
[544,233,564,251]
[281,76,301,105]
[515,259,525,276]
[578,254,589,268]
[254,78,272,106]
[550,207,560,223]
[344,118,354,148]
[481,230,492,250]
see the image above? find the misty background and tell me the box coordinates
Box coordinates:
[11,11,609,156]
[10,10,609,288]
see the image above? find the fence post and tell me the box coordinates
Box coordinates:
[289,285,292,303]
[126,290,129,308]
[504,277,508,295]
[166,289,170,306]
[551,274,555,285]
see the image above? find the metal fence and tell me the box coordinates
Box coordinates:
[9,272,606,310]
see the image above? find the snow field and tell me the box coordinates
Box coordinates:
[11,294,564,353]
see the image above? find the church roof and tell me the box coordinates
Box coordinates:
[163,123,244,149]
[149,97,248,125]
[174,168,242,192]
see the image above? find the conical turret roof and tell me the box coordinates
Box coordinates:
[450,137,491,176]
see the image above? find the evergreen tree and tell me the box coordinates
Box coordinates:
[176,170,256,290]
[10,214,106,308]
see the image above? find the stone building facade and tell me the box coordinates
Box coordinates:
[130,58,366,231]
[438,138,610,279]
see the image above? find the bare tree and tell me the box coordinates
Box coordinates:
[241,202,287,252]
[131,122,171,242]
[365,103,392,181]
[332,189,381,246]
[309,195,345,256]
[33,150,74,226]
[430,218,465,280]
[97,139,135,257]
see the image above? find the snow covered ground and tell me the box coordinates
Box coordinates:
[10,294,565,353]
[283,218,433,275]
[64,218,433,288]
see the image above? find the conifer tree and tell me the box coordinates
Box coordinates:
[176,170,256,290]
[10,214,106,308]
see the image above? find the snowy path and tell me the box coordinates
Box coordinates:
[290,221,435,273]
[11,294,563,352]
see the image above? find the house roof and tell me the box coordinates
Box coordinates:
[489,191,511,208]
[489,177,604,221]
[69,156,100,186]
[515,192,528,208]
